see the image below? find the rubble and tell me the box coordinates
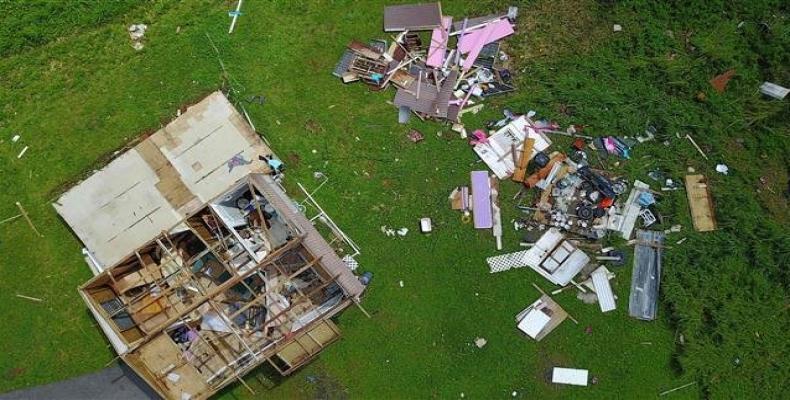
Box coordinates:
[334,4,518,128]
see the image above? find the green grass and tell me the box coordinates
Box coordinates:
[0,0,787,399]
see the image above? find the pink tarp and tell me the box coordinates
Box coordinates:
[427,16,453,68]
[457,18,514,54]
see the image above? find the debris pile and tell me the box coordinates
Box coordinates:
[439,104,713,337]
[333,3,518,130]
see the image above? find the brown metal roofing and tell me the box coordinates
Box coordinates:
[436,70,458,118]
[384,3,442,32]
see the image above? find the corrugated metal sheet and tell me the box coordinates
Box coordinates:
[591,266,616,312]
[629,230,664,320]
[384,3,442,32]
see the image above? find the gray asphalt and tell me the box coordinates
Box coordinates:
[0,364,159,400]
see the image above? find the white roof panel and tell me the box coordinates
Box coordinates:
[54,92,269,269]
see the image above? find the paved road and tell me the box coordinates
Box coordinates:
[0,364,159,400]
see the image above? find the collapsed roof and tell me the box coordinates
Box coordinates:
[54,92,366,400]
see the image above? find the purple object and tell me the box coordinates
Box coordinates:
[471,171,493,229]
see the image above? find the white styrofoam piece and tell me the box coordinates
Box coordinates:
[552,367,589,386]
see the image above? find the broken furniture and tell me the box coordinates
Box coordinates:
[56,92,367,400]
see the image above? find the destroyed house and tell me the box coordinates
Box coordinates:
[54,92,365,399]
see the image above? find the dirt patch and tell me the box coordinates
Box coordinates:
[4,367,25,380]
[305,119,325,135]
[305,369,349,400]
[534,347,572,386]
[287,152,302,167]
[755,164,789,222]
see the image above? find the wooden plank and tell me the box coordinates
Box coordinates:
[684,174,716,232]
[512,138,535,183]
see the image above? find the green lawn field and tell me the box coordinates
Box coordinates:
[0,1,787,399]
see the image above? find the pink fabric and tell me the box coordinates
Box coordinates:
[457,19,514,54]
[427,16,453,68]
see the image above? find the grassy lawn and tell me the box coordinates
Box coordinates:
[0,1,786,399]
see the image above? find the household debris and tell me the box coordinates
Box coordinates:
[759,81,789,100]
[128,24,147,50]
[515,292,568,341]
[684,174,717,232]
[552,367,589,386]
[419,217,433,233]
[228,0,243,34]
[709,69,735,93]
[474,337,487,348]
[629,230,665,320]
[334,4,518,127]
[715,163,729,175]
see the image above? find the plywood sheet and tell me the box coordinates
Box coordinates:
[684,174,717,231]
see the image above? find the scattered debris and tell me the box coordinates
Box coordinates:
[128,24,147,50]
[684,133,708,160]
[629,230,665,320]
[715,163,729,175]
[0,214,22,226]
[613,24,623,32]
[419,217,432,233]
[709,69,735,93]
[228,0,243,34]
[16,146,28,159]
[15,294,44,303]
[474,337,487,348]
[408,129,425,142]
[685,174,717,232]
[552,367,589,386]
[15,201,42,237]
[659,381,697,397]
[11,134,20,142]
[759,81,789,100]
[591,266,616,312]
[516,292,568,341]
[335,4,518,127]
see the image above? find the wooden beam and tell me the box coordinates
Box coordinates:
[15,202,42,237]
